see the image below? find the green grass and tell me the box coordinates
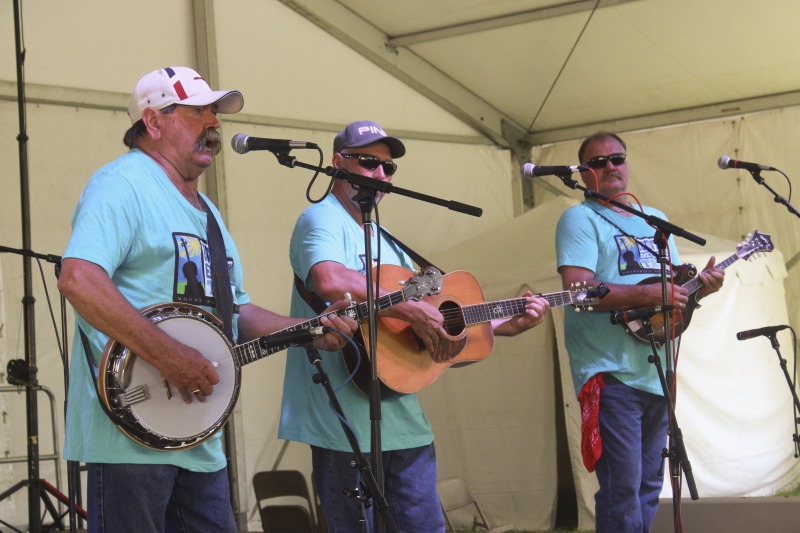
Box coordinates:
[776,483,800,497]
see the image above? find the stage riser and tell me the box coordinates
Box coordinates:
[653,497,800,533]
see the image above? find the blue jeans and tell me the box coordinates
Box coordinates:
[86,463,237,533]
[312,444,445,533]
[595,375,668,533]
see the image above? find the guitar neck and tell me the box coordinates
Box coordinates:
[461,290,575,327]
[233,288,411,367]
[681,252,739,295]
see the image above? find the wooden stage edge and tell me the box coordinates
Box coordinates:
[652,496,800,533]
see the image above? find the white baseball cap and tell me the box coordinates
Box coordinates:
[128,66,244,124]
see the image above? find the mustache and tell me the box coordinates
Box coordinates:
[195,129,222,155]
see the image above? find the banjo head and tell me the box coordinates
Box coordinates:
[100,303,241,451]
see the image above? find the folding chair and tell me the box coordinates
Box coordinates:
[311,471,327,533]
[437,477,515,532]
[252,470,318,533]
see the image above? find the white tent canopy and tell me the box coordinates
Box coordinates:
[1,1,800,531]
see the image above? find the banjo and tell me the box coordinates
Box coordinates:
[98,266,443,451]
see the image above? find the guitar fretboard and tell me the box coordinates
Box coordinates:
[460,290,579,327]
[462,298,527,326]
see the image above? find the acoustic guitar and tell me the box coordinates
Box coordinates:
[619,229,773,345]
[343,267,608,394]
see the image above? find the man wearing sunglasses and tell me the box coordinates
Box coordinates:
[555,131,724,532]
[279,120,550,532]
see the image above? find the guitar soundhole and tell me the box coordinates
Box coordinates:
[439,301,466,336]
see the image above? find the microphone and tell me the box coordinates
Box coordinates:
[717,156,776,172]
[609,305,674,325]
[521,163,589,178]
[231,133,318,154]
[736,324,789,340]
[262,326,331,348]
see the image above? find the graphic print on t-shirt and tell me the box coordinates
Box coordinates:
[173,233,214,306]
[358,253,380,274]
[614,234,660,276]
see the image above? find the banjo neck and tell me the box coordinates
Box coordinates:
[233,267,442,367]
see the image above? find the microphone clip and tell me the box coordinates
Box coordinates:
[273,152,298,169]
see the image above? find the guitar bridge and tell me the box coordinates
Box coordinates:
[119,385,150,407]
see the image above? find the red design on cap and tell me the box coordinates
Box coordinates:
[173,80,188,100]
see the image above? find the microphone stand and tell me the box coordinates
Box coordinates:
[639,318,698,523]
[0,246,83,532]
[7,5,78,529]
[756,331,800,457]
[303,343,397,533]
[272,152,481,532]
[743,169,800,219]
[550,172,703,522]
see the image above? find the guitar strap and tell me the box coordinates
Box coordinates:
[378,227,445,274]
[201,197,235,343]
[293,273,327,315]
[293,225,445,313]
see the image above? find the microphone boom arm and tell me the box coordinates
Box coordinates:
[276,156,483,218]
[552,176,706,247]
[743,169,800,219]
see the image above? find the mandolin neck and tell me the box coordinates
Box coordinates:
[682,252,738,295]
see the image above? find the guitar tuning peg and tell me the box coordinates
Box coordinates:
[586,306,593,311]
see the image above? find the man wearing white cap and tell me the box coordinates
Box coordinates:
[280,120,550,532]
[57,67,355,532]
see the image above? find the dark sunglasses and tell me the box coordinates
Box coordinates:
[341,153,398,176]
[585,153,627,169]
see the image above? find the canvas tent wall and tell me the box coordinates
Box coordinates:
[1,1,800,531]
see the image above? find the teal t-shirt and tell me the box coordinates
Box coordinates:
[278,194,434,451]
[555,200,680,396]
[63,149,250,470]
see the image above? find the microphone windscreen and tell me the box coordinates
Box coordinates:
[231,133,249,154]
[717,156,731,169]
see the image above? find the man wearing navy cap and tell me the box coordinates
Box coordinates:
[280,120,550,531]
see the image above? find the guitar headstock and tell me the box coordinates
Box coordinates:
[737,229,774,261]
[569,281,610,312]
[401,267,443,301]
